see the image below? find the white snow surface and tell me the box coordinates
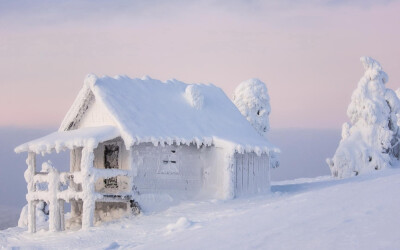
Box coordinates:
[15,126,120,154]
[233,78,271,137]
[59,75,276,153]
[327,57,400,178]
[2,168,400,249]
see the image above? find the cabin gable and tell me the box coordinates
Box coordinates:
[61,89,117,131]
[76,97,116,129]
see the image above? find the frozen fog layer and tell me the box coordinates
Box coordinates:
[1,168,399,249]
[0,206,20,231]
[233,78,271,137]
[327,57,400,178]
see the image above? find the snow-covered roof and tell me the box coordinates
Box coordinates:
[15,126,120,154]
[19,75,277,154]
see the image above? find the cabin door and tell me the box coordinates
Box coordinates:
[104,143,119,188]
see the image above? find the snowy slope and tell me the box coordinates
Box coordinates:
[1,169,399,249]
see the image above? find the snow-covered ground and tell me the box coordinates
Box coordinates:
[1,168,399,249]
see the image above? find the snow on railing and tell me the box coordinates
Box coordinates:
[25,152,133,233]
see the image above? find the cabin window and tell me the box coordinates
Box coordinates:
[157,149,179,174]
[104,143,119,188]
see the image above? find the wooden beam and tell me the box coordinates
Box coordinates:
[59,199,65,231]
[28,201,36,233]
[27,152,36,233]
[81,147,95,229]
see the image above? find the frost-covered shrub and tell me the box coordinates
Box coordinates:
[327,57,400,178]
[18,201,49,228]
[396,89,400,127]
[233,78,271,137]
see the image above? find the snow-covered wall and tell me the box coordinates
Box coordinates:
[130,143,270,201]
[132,143,210,199]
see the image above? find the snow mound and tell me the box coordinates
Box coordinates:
[18,201,48,228]
[327,57,400,178]
[233,78,271,137]
[135,193,176,213]
[184,85,204,110]
[166,217,193,234]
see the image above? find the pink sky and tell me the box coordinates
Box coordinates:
[0,0,399,129]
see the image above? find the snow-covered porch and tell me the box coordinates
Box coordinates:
[15,126,133,233]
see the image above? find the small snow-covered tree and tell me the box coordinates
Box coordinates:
[327,57,400,178]
[233,78,271,137]
[233,78,279,168]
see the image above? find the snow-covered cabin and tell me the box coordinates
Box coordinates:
[15,75,278,233]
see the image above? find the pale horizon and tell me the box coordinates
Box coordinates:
[1,0,399,129]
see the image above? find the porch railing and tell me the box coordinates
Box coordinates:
[26,151,133,233]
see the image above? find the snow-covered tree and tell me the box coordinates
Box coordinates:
[327,57,400,178]
[233,78,279,168]
[233,78,271,137]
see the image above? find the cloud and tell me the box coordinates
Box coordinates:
[0,0,172,28]
[1,0,396,29]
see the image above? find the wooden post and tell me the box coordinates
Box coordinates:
[47,166,61,232]
[48,201,60,232]
[70,150,77,219]
[71,200,77,218]
[27,152,36,233]
[81,147,95,229]
[266,153,271,191]
[28,201,36,233]
[59,199,65,231]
